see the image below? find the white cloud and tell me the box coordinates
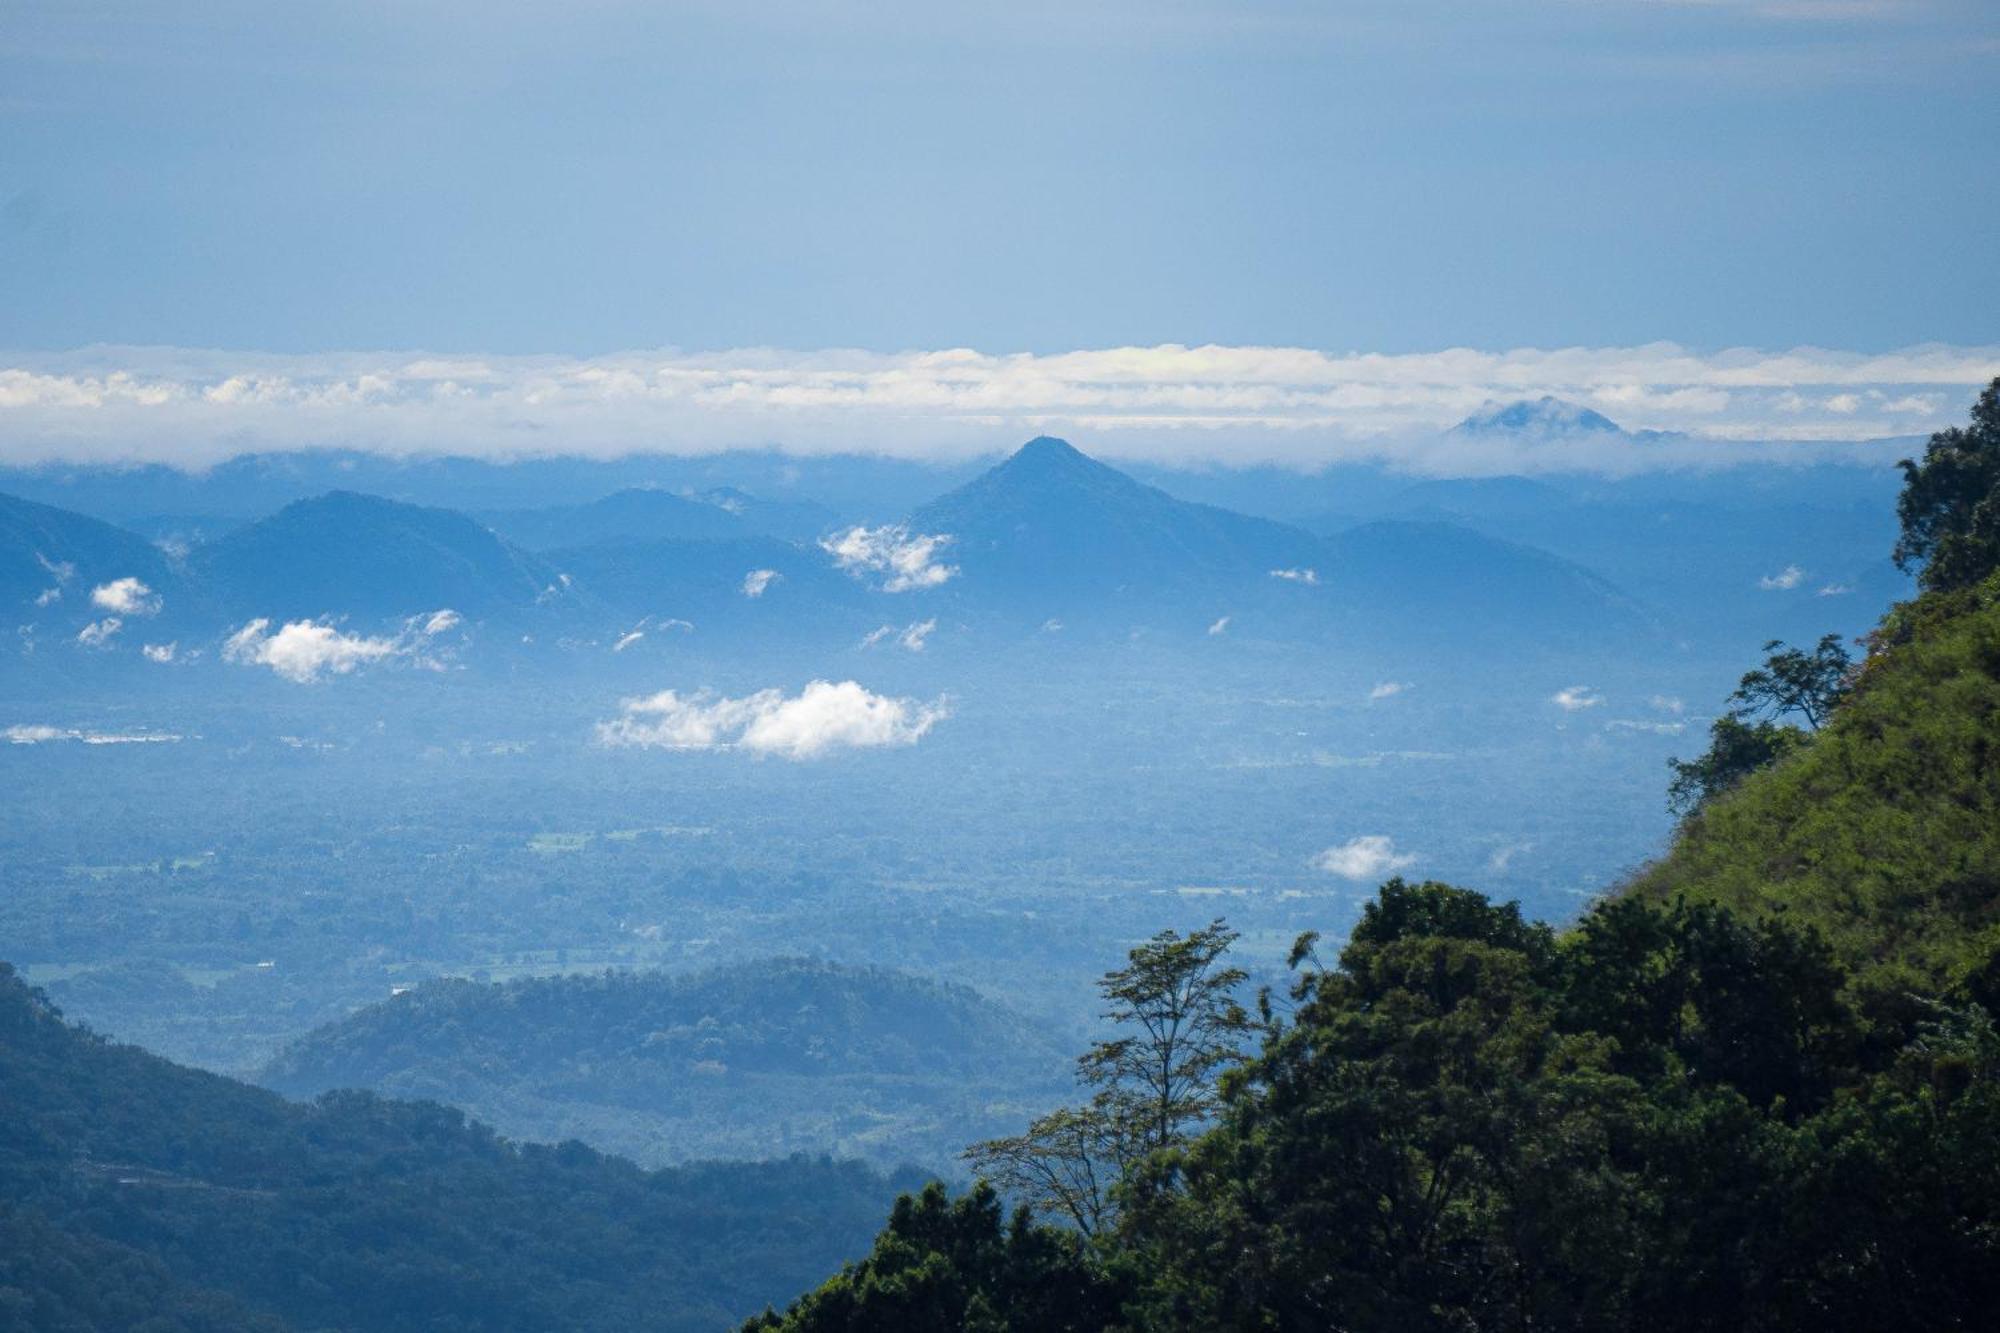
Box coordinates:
[1042,618,1064,633]
[612,630,644,653]
[5,723,182,745]
[1313,834,1418,881]
[421,608,462,635]
[1817,582,1852,596]
[77,617,122,647]
[1487,841,1533,874]
[1649,694,1685,714]
[142,642,177,663]
[1551,686,1603,711]
[1758,564,1806,590]
[223,618,400,683]
[2,342,1993,474]
[1207,616,1230,636]
[90,577,161,617]
[35,553,75,584]
[33,587,60,607]
[822,525,957,592]
[1270,567,1319,585]
[596,679,948,760]
[741,568,781,598]
[1369,680,1410,700]
[859,618,938,651]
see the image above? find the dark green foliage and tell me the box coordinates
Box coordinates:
[1729,633,1853,731]
[1118,890,2000,1331]
[1666,715,1809,816]
[740,1183,1122,1333]
[1896,377,2000,593]
[0,966,914,1331]
[1664,633,1851,817]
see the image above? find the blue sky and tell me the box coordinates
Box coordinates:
[4,0,1995,358]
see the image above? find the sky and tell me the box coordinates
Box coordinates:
[2,1,1996,467]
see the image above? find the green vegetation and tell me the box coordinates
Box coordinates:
[0,966,919,1332]
[1896,377,2000,593]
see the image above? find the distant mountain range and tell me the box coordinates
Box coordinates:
[6,432,1898,678]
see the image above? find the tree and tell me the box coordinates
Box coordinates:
[1729,633,1853,731]
[967,920,1253,1233]
[1664,634,1850,817]
[1895,377,2000,593]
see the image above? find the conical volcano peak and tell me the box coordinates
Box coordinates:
[1004,435,1092,469]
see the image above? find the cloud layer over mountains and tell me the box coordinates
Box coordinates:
[3,343,1994,473]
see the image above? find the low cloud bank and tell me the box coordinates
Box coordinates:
[596,680,948,759]
[4,342,1991,473]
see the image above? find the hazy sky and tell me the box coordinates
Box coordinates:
[5,0,1996,357]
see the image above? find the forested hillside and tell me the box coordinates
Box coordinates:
[259,959,1071,1167]
[0,966,920,1332]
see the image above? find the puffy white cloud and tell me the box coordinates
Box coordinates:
[1313,835,1418,881]
[596,679,948,759]
[224,618,400,683]
[34,587,61,607]
[142,642,177,663]
[90,577,161,616]
[1,342,1992,474]
[822,525,957,592]
[741,568,781,598]
[77,617,122,647]
[1551,686,1603,711]
[898,618,937,651]
[1269,567,1319,585]
[1369,680,1410,700]
[1759,564,1807,590]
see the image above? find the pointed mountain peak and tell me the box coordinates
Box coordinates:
[1452,397,1624,438]
[1002,435,1094,470]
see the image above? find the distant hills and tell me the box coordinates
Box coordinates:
[0,962,920,1332]
[259,958,1072,1168]
[193,491,565,622]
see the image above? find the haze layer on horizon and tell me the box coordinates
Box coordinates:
[2,341,1997,475]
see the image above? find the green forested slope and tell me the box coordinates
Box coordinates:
[1631,574,2000,992]
[0,965,918,1333]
